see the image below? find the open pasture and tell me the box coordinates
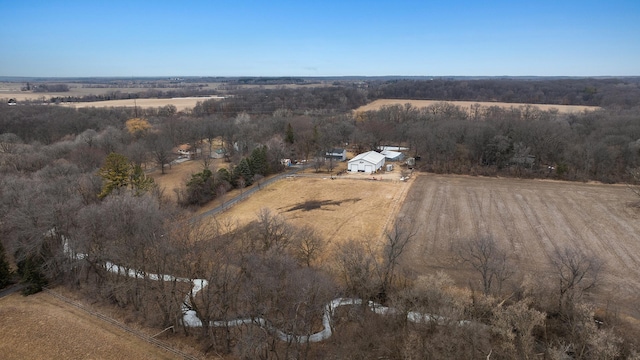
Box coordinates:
[355,98,600,114]
[212,175,412,247]
[399,174,640,318]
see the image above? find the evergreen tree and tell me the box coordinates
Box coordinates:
[130,164,156,196]
[217,168,232,184]
[250,146,269,176]
[98,153,131,198]
[17,255,47,295]
[185,168,215,205]
[98,153,156,198]
[233,158,254,187]
[285,123,295,144]
[0,241,13,289]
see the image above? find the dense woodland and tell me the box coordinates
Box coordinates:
[1,78,640,358]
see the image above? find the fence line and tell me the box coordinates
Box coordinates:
[43,288,200,360]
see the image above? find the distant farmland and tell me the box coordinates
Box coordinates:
[60,96,223,111]
[355,99,600,114]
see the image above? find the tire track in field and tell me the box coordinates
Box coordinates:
[560,188,640,311]
[555,190,622,264]
[536,189,582,246]
[464,187,484,239]
[526,188,592,261]
[492,189,526,259]
[438,180,458,252]
[590,200,640,272]
[448,180,464,243]
[485,188,515,248]
[501,190,539,269]
[400,176,435,261]
[512,190,557,261]
[566,189,640,277]
[421,177,445,256]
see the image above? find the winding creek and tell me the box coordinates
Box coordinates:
[64,240,468,343]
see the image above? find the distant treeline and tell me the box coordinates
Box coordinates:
[367,78,640,108]
[81,83,210,89]
[46,88,219,104]
[23,83,70,92]
[192,86,368,117]
[17,77,640,110]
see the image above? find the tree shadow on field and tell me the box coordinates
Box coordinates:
[283,198,361,212]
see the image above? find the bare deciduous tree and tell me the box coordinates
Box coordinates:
[550,246,603,313]
[334,239,378,301]
[457,235,513,296]
[253,208,294,253]
[145,133,173,174]
[291,226,324,267]
[377,220,416,301]
[492,300,546,359]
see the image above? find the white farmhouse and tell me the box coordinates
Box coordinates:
[348,151,386,173]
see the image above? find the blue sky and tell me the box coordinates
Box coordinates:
[1,0,639,77]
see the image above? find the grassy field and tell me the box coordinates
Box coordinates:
[0,291,181,360]
[211,174,412,249]
[355,98,600,114]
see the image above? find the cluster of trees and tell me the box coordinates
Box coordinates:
[192,86,368,117]
[26,83,70,92]
[47,87,219,104]
[179,146,274,206]
[356,103,640,183]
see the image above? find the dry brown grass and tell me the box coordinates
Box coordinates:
[355,99,600,114]
[149,158,217,202]
[211,175,413,249]
[60,97,222,111]
[0,292,180,360]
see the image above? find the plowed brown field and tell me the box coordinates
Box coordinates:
[399,174,640,318]
[355,99,600,113]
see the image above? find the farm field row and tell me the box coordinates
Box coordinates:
[399,174,640,318]
[355,98,600,113]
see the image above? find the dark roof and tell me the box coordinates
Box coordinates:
[328,148,345,154]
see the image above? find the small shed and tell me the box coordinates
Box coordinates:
[348,151,386,173]
[381,149,404,162]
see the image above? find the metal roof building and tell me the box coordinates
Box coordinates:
[348,151,386,173]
